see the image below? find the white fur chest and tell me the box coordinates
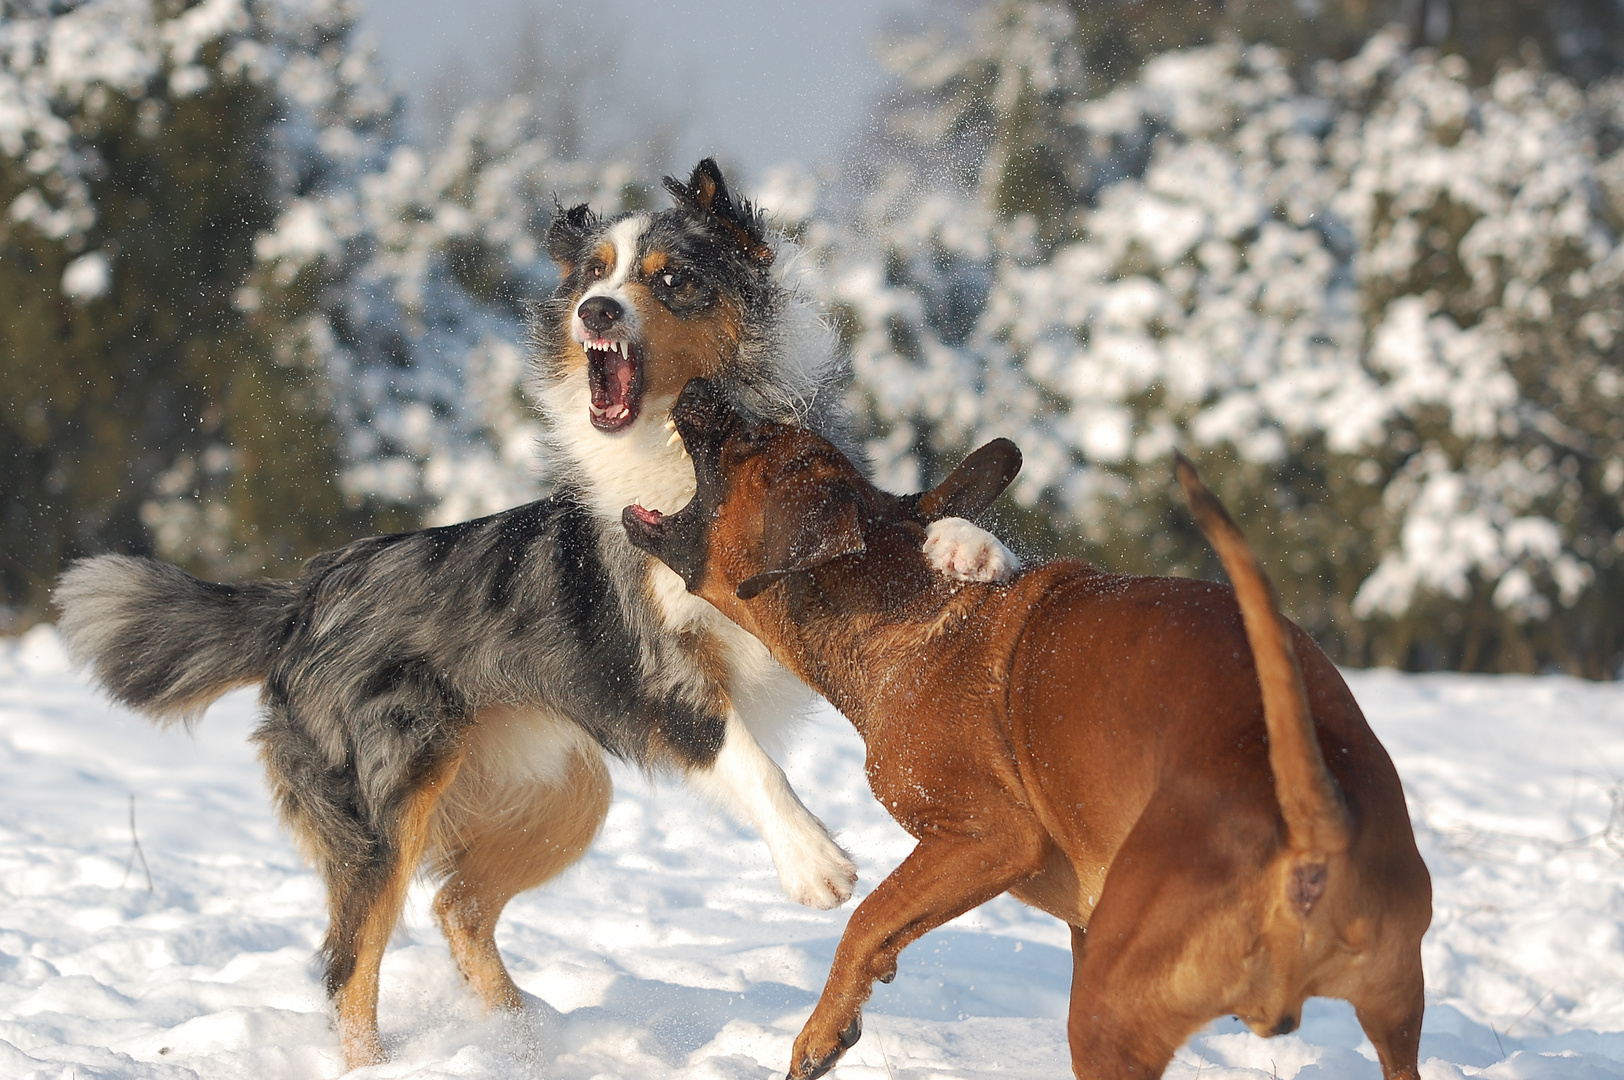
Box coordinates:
[539,381,813,736]
[645,559,808,736]
[541,383,698,521]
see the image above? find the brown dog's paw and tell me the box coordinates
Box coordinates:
[789,1015,862,1080]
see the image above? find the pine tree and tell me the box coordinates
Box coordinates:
[0,0,371,624]
[817,3,1624,675]
[0,0,672,630]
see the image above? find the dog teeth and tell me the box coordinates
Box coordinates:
[667,429,684,448]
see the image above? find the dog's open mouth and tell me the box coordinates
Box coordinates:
[586,339,643,432]
[627,504,664,529]
[623,501,677,561]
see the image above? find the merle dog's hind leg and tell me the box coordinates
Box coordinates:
[331,746,467,1067]
[258,708,469,1069]
[429,707,612,1011]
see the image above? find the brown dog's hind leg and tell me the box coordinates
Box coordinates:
[430,745,612,1011]
[789,828,1047,1080]
[1352,953,1426,1080]
[1065,917,1199,1080]
[1065,802,1266,1080]
[1067,935,1178,1079]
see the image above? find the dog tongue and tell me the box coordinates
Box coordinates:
[589,347,637,422]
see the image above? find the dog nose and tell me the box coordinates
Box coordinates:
[578,296,623,336]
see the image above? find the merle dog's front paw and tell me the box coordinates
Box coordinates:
[924,518,1020,583]
[774,821,858,909]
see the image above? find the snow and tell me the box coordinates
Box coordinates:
[60,250,111,302]
[3,624,1623,1079]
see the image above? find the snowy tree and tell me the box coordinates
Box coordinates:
[244,0,671,529]
[0,0,373,619]
[817,4,1624,674]
[247,86,648,530]
[0,0,648,624]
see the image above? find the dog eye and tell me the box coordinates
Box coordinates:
[586,263,606,280]
[658,269,685,289]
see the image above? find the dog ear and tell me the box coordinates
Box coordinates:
[913,438,1022,523]
[546,202,596,272]
[737,482,866,600]
[663,158,774,266]
[687,158,730,215]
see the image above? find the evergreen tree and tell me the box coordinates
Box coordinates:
[814,4,1624,675]
[0,0,649,627]
[0,0,372,624]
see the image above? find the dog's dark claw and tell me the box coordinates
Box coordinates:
[800,1047,842,1080]
[793,1016,863,1080]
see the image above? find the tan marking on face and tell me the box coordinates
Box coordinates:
[624,283,743,400]
[555,239,630,377]
[641,250,669,276]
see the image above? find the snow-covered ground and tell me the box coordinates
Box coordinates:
[2,624,1622,1080]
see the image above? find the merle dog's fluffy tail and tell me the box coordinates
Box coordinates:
[56,555,295,724]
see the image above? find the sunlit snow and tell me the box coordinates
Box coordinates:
[2,627,1622,1079]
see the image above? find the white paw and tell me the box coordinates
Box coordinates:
[923,517,1021,584]
[771,823,858,909]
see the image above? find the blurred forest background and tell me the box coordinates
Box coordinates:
[3,0,1624,677]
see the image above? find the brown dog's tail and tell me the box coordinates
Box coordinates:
[1174,453,1350,909]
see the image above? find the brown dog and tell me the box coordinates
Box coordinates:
[622,378,1432,1080]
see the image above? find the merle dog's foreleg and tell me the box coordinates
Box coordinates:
[923,518,1021,583]
[685,710,857,908]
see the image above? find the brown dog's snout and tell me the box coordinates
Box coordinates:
[670,376,730,433]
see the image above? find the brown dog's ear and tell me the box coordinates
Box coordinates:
[913,438,1022,523]
[737,482,866,600]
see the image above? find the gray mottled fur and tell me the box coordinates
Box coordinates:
[53,159,852,1009]
[58,490,730,991]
